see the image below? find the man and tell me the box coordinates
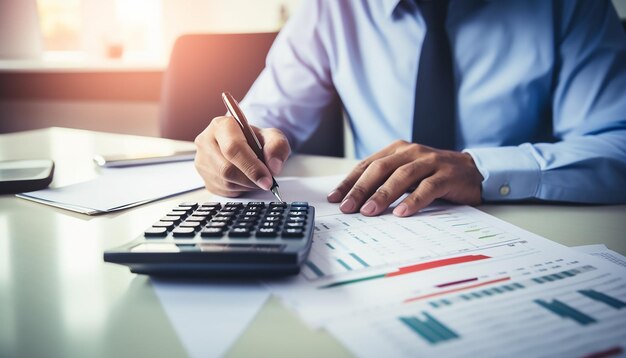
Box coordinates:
[194,0,626,217]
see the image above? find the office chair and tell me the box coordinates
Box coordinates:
[160,33,344,157]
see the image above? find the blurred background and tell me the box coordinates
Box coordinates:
[0,0,624,140]
[0,0,299,137]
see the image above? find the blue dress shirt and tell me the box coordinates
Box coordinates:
[240,0,626,203]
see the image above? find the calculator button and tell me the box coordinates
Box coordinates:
[193,210,215,216]
[179,202,199,208]
[153,221,176,230]
[202,202,222,208]
[172,227,196,237]
[286,217,306,223]
[200,227,224,238]
[282,228,304,238]
[179,221,202,230]
[167,210,189,218]
[269,202,287,208]
[259,221,280,228]
[161,215,183,224]
[266,211,283,217]
[288,211,307,217]
[186,216,209,223]
[144,227,168,237]
[285,221,305,228]
[247,202,266,207]
[233,222,254,229]
[225,202,244,208]
[229,227,252,238]
[263,216,282,222]
[238,216,259,223]
[211,216,233,223]
[290,202,309,208]
[243,210,261,216]
[172,207,193,213]
[206,221,229,229]
[221,207,241,214]
[257,227,279,238]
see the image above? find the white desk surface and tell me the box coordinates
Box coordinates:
[1,128,624,357]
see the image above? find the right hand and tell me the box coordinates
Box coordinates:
[194,116,291,197]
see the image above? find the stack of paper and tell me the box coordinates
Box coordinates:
[209,175,626,358]
[17,161,204,215]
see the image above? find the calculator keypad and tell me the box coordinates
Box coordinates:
[144,201,311,244]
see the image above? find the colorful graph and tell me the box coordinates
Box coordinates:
[408,265,598,306]
[318,254,490,289]
[399,312,460,345]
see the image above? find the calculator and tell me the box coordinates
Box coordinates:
[104,201,315,276]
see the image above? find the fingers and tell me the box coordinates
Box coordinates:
[393,175,449,217]
[339,154,413,214]
[194,116,289,197]
[258,128,291,176]
[213,117,274,190]
[360,161,433,216]
[327,141,402,203]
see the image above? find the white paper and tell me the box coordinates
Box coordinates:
[276,207,626,357]
[206,175,346,216]
[573,244,626,268]
[17,161,204,214]
[151,278,270,358]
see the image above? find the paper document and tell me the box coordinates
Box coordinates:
[573,244,626,268]
[208,175,347,216]
[17,161,204,215]
[151,278,270,358]
[245,191,626,356]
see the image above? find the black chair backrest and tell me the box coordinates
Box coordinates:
[160,33,344,157]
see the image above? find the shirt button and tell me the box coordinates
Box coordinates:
[499,184,510,197]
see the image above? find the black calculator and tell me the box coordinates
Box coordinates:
[104,201,315,276]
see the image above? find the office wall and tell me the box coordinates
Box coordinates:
[0,99,160,137]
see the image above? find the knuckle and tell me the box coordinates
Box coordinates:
[397,164,415,179]
[423,152,438,166]
[219,162,238,179]
[221,141,242,160]
[375,186,392,202]
[350,184,369,198]
[370,159,389,174]
[242,161,264,181]
[356,160,370,172]
[392,139,407,147]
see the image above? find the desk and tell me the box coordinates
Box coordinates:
[1,128,625,357]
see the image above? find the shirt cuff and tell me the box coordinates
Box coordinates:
[463,145,541,201]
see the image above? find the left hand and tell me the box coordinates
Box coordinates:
[327,140,484,217]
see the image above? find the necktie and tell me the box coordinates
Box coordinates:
[411,0,456,150]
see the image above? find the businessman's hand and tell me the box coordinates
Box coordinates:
[194,116,291,197]
[327,140,483,217]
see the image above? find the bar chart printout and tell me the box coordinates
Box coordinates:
[325,273,626,358]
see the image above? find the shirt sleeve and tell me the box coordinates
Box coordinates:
[465,0,626,204]
[239,0,337,149]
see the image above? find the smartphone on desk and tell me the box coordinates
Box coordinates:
[93,150,196,168]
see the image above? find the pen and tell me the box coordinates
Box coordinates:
[221,92,285,202]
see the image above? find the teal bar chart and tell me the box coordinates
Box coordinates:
[399,312,460,345]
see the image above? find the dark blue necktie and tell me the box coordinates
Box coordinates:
[412,0,455,150]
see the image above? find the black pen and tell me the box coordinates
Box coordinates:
[221,92,285,202]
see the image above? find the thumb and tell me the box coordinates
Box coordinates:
[258,127,291,176]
